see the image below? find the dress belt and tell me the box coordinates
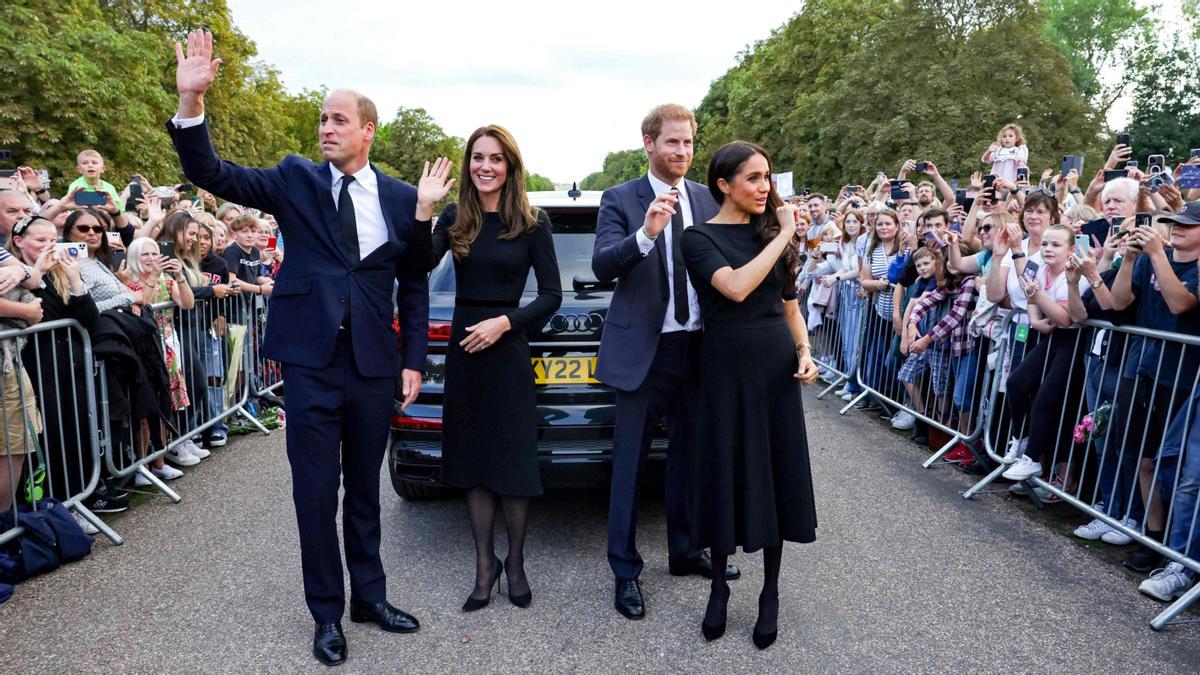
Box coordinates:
[455,298,519,309]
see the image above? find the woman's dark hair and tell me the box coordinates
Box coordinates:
[63,208,113,266]
[1021,191,1060,231]
[706,141,800,279]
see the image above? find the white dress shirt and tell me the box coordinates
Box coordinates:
[171,112,388,260]
[634,171,702,333]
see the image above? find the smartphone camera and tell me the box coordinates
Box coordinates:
[0,149,11,163]
[1016,168,1029,181]
[1135,212,1153,229]
[982,174,996,188]
[914,161,929,172]
[1116,133,1131,147]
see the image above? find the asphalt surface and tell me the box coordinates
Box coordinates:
[3,391,1198,673]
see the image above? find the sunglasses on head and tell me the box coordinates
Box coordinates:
[74,225,105,234]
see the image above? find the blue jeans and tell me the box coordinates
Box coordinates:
[1083,354,1142,520]
[951,350,980,412]
[838,287,863,393]
[204,331,228,440]
[861,310,896,395]
[1159,396,1200,560]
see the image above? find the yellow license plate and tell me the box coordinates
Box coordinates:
[532,357,599,385]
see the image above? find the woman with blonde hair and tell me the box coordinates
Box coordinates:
[416,125,562,611]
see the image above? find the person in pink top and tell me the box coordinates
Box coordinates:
[981,123,1029,184]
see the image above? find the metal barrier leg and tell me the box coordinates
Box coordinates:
[1150,581,1200,630]
[233,403,272,435]
[963,463,1008,500]
[839,390,869,416]
[922,435,961,469]
[72,502,123,545]
[817,375,846,400]
[135,465,182,503]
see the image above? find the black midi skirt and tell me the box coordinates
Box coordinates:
[689,321,817,555]
[440,304,543,497]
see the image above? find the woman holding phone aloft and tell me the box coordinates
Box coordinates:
[679,141,819,650]
[416,125,562,612]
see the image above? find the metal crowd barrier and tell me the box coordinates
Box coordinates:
[796,275,854,399]
[812,271,1200,631]
[100,294,269,503]
[0,320,114,546]
[248,295,283,399]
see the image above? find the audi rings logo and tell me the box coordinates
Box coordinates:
[545,312,604,334]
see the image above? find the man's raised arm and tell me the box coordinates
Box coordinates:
[168,30,282,214]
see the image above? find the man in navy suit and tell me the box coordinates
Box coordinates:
[168,31,428,666]
[592,104,740,621]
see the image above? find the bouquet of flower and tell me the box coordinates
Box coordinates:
[1073,403,1112,445]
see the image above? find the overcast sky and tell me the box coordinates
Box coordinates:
[225,0,799,184]
[224,1,1182,184]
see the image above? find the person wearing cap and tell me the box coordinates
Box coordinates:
[1104,202,1200,573]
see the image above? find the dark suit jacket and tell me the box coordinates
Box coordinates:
[591,175,719,391]
[167,120,430,378]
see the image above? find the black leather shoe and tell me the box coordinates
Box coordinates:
[258,391,285,409]
[349,601,420,633]
[614,578,645,620]
[669,551,742,580]
[312,622,346,667]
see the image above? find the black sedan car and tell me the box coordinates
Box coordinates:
[388,191,667,500]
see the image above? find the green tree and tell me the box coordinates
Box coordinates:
[1040,0,1152,112]
[373,107,465,186]
[525,173,554,191]
[580,149,647,190]
[1124,31,1200,163]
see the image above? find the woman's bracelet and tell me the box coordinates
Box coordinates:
[795,342,812,355]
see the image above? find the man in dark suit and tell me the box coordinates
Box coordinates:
[168,31,428,666]
[592,104,740,621]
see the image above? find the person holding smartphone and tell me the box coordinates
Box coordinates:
[1000,225,1091,483]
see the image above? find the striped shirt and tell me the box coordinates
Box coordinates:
[869,244,897,319]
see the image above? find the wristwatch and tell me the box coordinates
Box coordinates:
[1090,277,1104,289]
[19,264,31,282]
[1011,252,1026,260]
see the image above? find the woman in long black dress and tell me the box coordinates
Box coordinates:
[415,126,561,612]
[680,141,820,650]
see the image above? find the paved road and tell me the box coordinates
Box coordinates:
[3,392,1197,673]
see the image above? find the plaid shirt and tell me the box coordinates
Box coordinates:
[907,276,978,356]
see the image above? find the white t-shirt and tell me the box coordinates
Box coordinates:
[990,145,1029,183]
[1033,267,1089,327]
[1000,239,1045,312]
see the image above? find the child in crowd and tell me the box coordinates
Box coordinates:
[65,149,124,211]
[829,209,865,400]
[981,124,1029,184]
[1001,225,1090,487]
[897,247,951,438]
[222,215,273,297]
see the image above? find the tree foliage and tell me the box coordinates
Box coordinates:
[1124,19,1200,163]
[677,0,1107,193]
[526,173,554,191]
[580,149,647,190]
[1040,0,1152,112]
[373,107,465,186]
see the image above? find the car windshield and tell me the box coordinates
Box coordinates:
[428,208,599,293]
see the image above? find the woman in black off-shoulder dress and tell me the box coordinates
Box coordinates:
[680,141,819,651]
[417,125,561,613]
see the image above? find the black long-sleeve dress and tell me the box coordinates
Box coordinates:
[433,204,562,496]
[680,222,817,555]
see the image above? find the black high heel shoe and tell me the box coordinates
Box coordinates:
[701,582,729,641]
[505,557,532,608]
[752,591,778,650]
[462,556,502,613]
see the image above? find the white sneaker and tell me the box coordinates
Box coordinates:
[1001,437,1028,465]
[840,392,854,401]
[1138,563,1195,602]
[835,386,851,397]
[1100,517,1138,545]
[73,511,99,536]
[134,472,151,487]
[1073,518,1116,541]
[1002,454,1042,481]
[208,435,227,448]
[184,439,210,460]
[891,411,916,430]
[151,464,184,481]
[165,444,201,467]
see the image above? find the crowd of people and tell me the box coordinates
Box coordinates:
[791,124,1200,605]
[0,150,285,541]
